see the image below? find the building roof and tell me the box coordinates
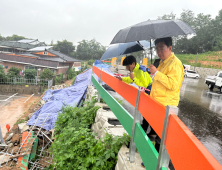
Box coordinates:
[0,53,58,68]
[0,41,47,50]
[47,50,80,62]
[18,39,38,43]
[28,46,53,51]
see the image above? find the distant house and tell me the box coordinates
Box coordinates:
[0,48,81,75]
[0,39,48,53]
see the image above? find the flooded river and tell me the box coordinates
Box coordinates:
[179,78,222,165]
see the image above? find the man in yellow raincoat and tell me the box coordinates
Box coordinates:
[115,55,152,94]
[141,37,184,168]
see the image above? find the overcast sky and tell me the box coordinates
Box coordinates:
[0,0,221,47]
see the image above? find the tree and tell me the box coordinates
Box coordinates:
[0,65,6,79]
[40,68,54,80]
[53,40,75,55]
[157,12,176,20]
[76,39,106,60]
[5,34,26,41]
[24,69,36,79]
[7,67,22,78]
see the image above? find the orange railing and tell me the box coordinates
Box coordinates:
[93,66,222,170]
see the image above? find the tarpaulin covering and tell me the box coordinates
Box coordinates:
[27,69,93,130]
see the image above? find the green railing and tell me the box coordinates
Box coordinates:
[92,75,162,170]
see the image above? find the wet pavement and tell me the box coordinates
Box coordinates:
[179,78,222,165]
[0,93,39,137]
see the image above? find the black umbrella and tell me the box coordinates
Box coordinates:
[110,20,195,63]
[101,40,154,61]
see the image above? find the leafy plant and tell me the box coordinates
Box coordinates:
[40,68,54,80]
[88,60,95,66]
[48,100,130,170]
[55,73,63,85]
[66,68,76,80]
[7,67,22,78]
[24,69,37,79]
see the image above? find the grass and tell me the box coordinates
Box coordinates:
[176,51,222,69]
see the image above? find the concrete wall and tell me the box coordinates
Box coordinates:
[190,66,222,78]
[0,84,45,94]
[85,85,144,170]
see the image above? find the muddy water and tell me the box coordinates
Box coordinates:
[179,78,222,165]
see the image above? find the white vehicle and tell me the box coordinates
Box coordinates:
[184,70,200,79]
[205,71,222,92]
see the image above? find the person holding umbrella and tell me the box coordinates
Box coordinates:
[115,55,153,94]
[141,37,184,168]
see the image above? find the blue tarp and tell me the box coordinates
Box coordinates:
[27,62,112,131]
[27,69,92,130]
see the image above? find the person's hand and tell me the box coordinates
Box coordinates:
[129,72,135,80]
[149,64,157,74]
[115,76,122,81]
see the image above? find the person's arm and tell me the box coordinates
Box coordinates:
[133,72,152,87]
[154,64,182,90]
[122,76,134,84]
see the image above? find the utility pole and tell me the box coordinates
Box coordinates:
[194,53,198,71]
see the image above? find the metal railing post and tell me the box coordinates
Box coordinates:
[0,126,5,145]
[156,105,178,170]
[90,64,94,86]
[129,89,141,162]
[98,68,103,103]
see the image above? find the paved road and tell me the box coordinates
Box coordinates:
[179,78,222,165]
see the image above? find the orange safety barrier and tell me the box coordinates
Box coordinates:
[102,60,111,63]
[93,66,137,106]
[92,66,222,170]
[165,115,222,170]
[138,92,166,138]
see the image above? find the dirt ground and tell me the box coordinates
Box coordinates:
[0,93,41,137]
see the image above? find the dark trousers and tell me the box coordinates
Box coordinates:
[141,118,160,152]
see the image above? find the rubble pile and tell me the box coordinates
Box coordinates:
[0,100,53,170]
[50,84,66,90]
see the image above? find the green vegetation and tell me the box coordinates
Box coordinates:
[53,40,75,55]
[7,67,22,78]
[72,75,77,85]
[55,73,63,85]
[176,51,222,69]
[14,119,25,125]
[48,100,130,170]
[88,60,95,66]
[40,68,54,80]
[24,69,37,79]
[158,9,222,54]
[0,65,6,79]
[66,67,77,80]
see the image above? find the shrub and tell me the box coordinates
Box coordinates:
[49,101,130,170]
[24,69,36,79]
[55,73,63,85]
[0,65,6,79]
[7,67,21,78]
[88,59,95,66]
[66,68,76,80]
[40,68,54,80]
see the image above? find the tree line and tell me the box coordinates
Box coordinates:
[1,9,222,60]
[157,9,222,54]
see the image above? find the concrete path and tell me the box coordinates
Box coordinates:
[0,93,39,137]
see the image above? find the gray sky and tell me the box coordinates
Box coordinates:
[0,0,221,47]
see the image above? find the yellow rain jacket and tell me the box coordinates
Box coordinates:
[150,53,184,106]
[122,63,152,88]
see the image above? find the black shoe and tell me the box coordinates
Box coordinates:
[141,162,145,168]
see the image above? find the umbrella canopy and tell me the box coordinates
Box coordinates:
[101,40,154,60]
[110,20,195,44]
